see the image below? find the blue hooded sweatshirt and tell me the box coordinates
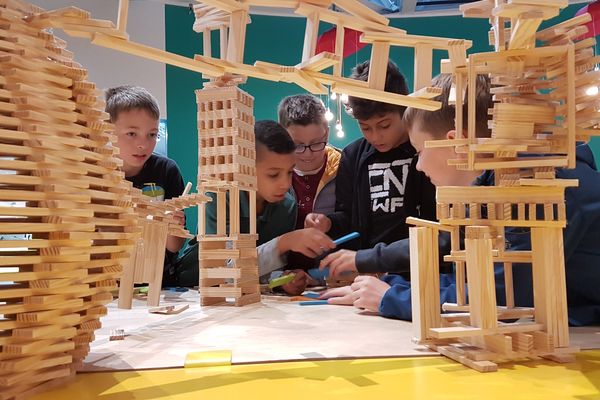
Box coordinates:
[379,143,600,326]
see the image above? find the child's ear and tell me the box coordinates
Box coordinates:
[446,130,457,140]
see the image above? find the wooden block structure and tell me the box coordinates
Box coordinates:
[117,189,209,309]
[410,3,600,372]
[196,84,261,307]
[0,1,138,398]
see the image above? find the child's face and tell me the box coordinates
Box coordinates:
[114,108,159,176]
[409,124,458,187]
[287,123,328,172]
[357,111,407,153]
[256,148,295,203]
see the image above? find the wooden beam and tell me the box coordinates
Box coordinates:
[295,52,340,72]
[117,0,129,33]
[333,0,389,26]
[302,11,320,62]
[332,80,441,111]
[333,24,344,76]
[91,33,224,76]
[295,3,405,35]
[361,32,472,51]
[195,0,248,13]
[414,44,433,91]
[367,41,390,90]
[226,9,248,63]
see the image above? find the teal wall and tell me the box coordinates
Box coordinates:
[165,4,600,231]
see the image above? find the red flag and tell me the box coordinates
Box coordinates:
[576,1,600,40]
[315,27,368,58]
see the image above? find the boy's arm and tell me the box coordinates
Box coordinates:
[326,146,355,236]
[257,237,287,277]
[378,273,458,320]
[355,231,451,274]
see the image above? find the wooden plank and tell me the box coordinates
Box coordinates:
[301,11,319,63]
[332,81,441,111]
[225,9,247,63]
[91,33,224,76]
[361,32,472,51]
[295,52,340,72]
[333,0,389,26]
[414,44,433,91]
[295,3,404,35]
[410,227,441,342]
[367,41,390,91]
[117,0,129,32]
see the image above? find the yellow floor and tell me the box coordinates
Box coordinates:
[31,351,600,400]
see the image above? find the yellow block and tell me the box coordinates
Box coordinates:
[184,350,232,368]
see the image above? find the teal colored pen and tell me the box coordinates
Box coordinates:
[333,231,360,246]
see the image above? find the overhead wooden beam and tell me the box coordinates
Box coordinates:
[117,0,129,33]
[295,3,405,35]
[195,0,248,13]
[368,41,390,90]
[301,11,320,62]
[295,52,340,72]
[91,33,225,76]
[226,9,248,63]
[361,32,472,51]
[331,80,441,111]
[333,0,389,26]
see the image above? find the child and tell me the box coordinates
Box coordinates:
[306,60,437,277]
[106,86,186,284]
[323,73,600,327]
[175,120,335,294]
[278,94,342,271]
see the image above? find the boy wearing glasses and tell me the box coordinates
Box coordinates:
[306,61,437,277]
[278,94,342,270]
[106,86,186,280]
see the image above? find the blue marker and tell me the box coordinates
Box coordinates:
[333,231,360,246]
[298,300,329,306]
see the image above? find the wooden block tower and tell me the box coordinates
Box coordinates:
[196,84,260,306]
[409,0,600,372]
[0,0,137,397]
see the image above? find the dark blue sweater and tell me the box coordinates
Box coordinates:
[379,143,600,326]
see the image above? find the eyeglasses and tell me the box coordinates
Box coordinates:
[295,141,327,154]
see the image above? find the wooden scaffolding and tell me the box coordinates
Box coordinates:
[409,0,600,372]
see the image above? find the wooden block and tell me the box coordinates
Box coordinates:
[148,304,189,315]
[410,227,441,342]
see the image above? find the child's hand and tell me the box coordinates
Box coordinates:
[281,269,317,296]
[278,228,335,258]
[304,213,331,233]
[319,285,354,305]
[349,276,390,313]
[319,249,358,277]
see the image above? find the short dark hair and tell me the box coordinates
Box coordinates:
[346,60,409,120]
[105,85,160,122]
[277,94,327,128]
[403,73,493,139]
[255,120,295,159]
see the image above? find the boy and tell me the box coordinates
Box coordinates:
[306,60,437,277]
[175,120,335,293]
[278,94,341,271]
[323,74,600,327]
[106,86,186,284]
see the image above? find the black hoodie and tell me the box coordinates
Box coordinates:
[327,137,438,273]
